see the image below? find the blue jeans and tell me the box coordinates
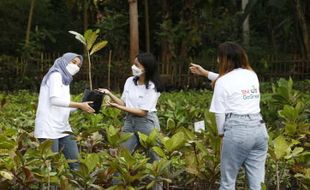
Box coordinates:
[121,112,162,190]
[122,112,161,162]
[220,113,268,190]
[38,135,79,170]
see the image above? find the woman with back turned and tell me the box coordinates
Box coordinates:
[190,42,268,190]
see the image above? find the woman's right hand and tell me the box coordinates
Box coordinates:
[189,63,208,77]
[79,102,95,113]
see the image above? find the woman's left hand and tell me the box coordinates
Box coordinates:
[108,102,120,108]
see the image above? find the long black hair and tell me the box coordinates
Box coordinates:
[133,53,162,92]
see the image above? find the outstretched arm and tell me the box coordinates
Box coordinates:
[189,63,219,81]
[97,88,125,106]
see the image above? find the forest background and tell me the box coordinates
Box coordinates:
[0,1,309,189]
[0,0,309,91]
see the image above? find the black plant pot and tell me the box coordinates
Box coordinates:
[82,89,104,114]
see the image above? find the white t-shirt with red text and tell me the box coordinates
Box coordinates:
[209,68,260,114]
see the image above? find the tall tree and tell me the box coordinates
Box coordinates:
[128,0,139,64]
[242,0,250,47]
[144,0,150,52]
[25,0,36,47]
[83,0,89,31]
[293,0,310,58]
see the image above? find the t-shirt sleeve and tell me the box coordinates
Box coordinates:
[121,79,129,102]
[139,88,159,112]
[48,72,63,98]
[209,79,227,113]
[208,71,219,81]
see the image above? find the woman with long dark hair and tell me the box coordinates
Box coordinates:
[98,52,162,190]
[190,42,268,190]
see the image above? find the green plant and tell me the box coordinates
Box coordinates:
[106,149,149,190]
[69,29,108,90]
[264,78,310,190]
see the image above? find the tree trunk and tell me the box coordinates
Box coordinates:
[293,0,310,58]
[242,0,250,47]
[25,0,36,46]
[144,0,150,53]
[160,0,172,74]
[83,0,89,32]
[128,0,139,64]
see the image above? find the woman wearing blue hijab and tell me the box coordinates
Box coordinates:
[35,52,95,170]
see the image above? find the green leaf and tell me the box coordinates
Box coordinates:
[284,122,297,136]
[285,147,304,159]
[90,184,105,190]
[0,171,14,180]
[179,127,195,140]
[273,135,289,160]
[90,41,108,55]
[117,133,133,146]
[147,129,159,146]
[152,146,166,159]
[82,153,100,173]
[0,135,15,149]
[39,139,54,157]
[138,132,148,148]
[73,163,89,179]
[68,31,86,45]
[166,118,175,129]
[85,30,99,51]
[164,132,185,153]
[147,181,155,189]
[84,29,93,42]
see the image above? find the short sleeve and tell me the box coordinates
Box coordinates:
[121,78,129,102]
[209,79,227,113]
[48,72,63,98]
[208,71,219,81]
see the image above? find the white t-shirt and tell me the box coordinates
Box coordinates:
[209,68,260,114]
[121,76,160,112]
[34,72,72,139]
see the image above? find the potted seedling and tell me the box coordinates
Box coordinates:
[69,29,108,113]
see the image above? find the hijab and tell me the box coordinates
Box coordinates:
[41,52,83,86]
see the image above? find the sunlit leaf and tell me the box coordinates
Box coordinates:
[90,41,108,55]
[68,31,86,45]
[0,171,14,180]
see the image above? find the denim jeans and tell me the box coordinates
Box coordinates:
[220,113,268,190]
[38,135,79,170]
[121,112,162,190]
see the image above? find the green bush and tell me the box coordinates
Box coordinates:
[0,78,309,189]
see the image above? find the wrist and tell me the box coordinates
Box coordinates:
[204,70,209,77]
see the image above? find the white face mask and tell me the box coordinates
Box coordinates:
[131,65,144,76]
[66,63,80,76]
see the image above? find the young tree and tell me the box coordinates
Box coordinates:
[69,29,108,90]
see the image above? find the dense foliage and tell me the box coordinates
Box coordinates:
[0,78,309,189]
[1,0,309,60]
